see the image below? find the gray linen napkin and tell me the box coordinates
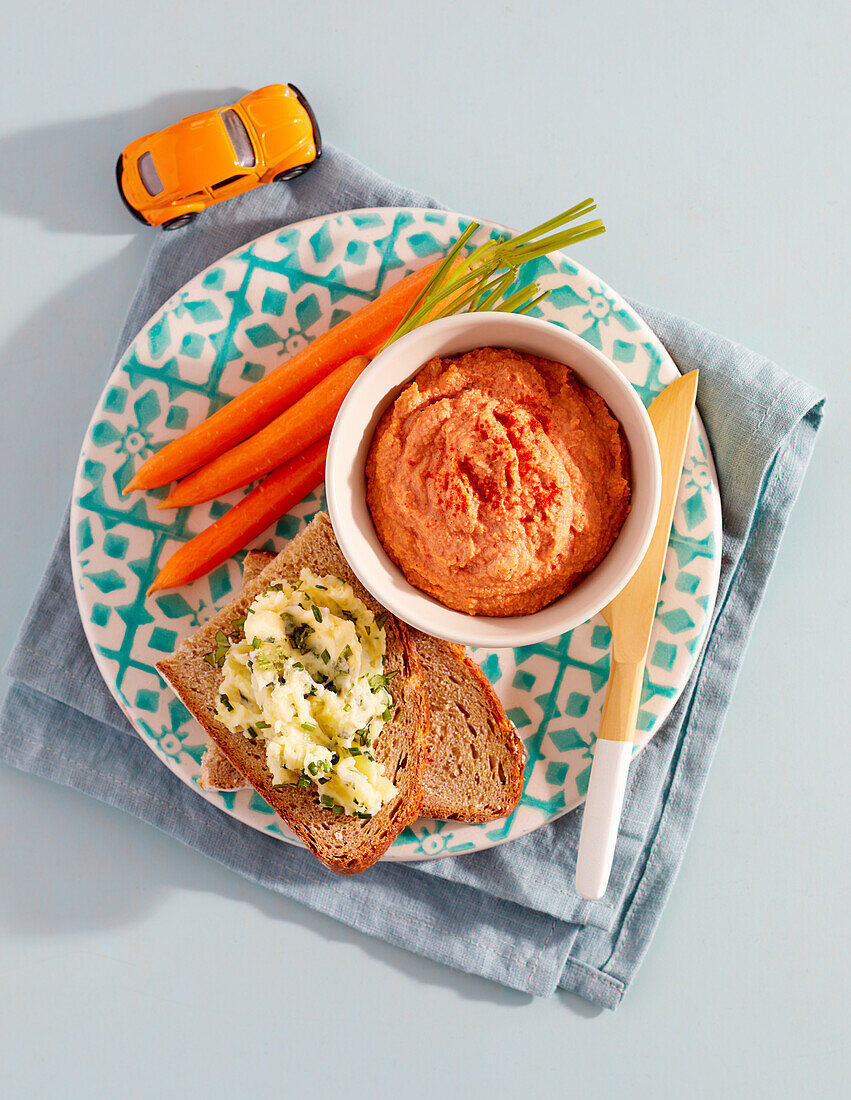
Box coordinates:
[0,146,825,1007]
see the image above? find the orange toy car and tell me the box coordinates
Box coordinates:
[117,84,321,229]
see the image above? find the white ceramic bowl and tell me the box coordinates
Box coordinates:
[326,312,661,647]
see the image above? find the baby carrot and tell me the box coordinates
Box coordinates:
[157,355,370,510]
[147,437,329,594]
[124,259,443,494]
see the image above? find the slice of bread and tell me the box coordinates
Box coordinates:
[157,513,429,874]
[410,630,526,823]
[201,550,527,823]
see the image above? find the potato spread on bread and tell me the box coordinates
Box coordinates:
[214,570,397,817]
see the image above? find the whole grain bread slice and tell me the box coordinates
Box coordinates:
[201,549,527,823]
[157,513,428,875]
[410,630,526,822]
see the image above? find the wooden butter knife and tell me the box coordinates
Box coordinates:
[575,370,699,901]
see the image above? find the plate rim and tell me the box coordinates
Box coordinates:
[69,204,723,863]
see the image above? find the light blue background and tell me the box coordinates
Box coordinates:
[1,1,847,1096]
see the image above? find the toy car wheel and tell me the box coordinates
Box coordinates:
[162,213,197,231]
[274,164,311,182]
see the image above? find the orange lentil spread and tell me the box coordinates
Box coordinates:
[365,347,631,616]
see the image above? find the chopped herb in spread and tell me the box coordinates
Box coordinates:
[214,569,397,817]
[368,671,398,692]
[204,630,231,668]
[287,622,313,651]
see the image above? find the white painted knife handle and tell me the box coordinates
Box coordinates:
[575,739,634,900]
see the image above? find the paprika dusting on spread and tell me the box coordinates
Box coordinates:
[365,347,631,616]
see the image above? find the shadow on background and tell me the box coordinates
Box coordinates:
[0,767,605,1015]
[0,769,546,1009]
[0,89,245,670]
[0,88,246,234]
[0,241,148,676]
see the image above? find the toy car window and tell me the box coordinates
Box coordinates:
[220,110,255,168]
[137,152,163,196]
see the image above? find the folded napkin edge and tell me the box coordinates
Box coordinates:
[0,682,580,1000]
[0,147,828,1008]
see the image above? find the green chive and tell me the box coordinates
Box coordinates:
[380,204,606,348]
[289,623,313,651]
[516,288,552,315]
[311,605,322,623]
[369,670,398,692]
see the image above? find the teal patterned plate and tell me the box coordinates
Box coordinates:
[70,208,721,862]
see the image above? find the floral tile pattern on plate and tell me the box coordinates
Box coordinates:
[71,208,721,862]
